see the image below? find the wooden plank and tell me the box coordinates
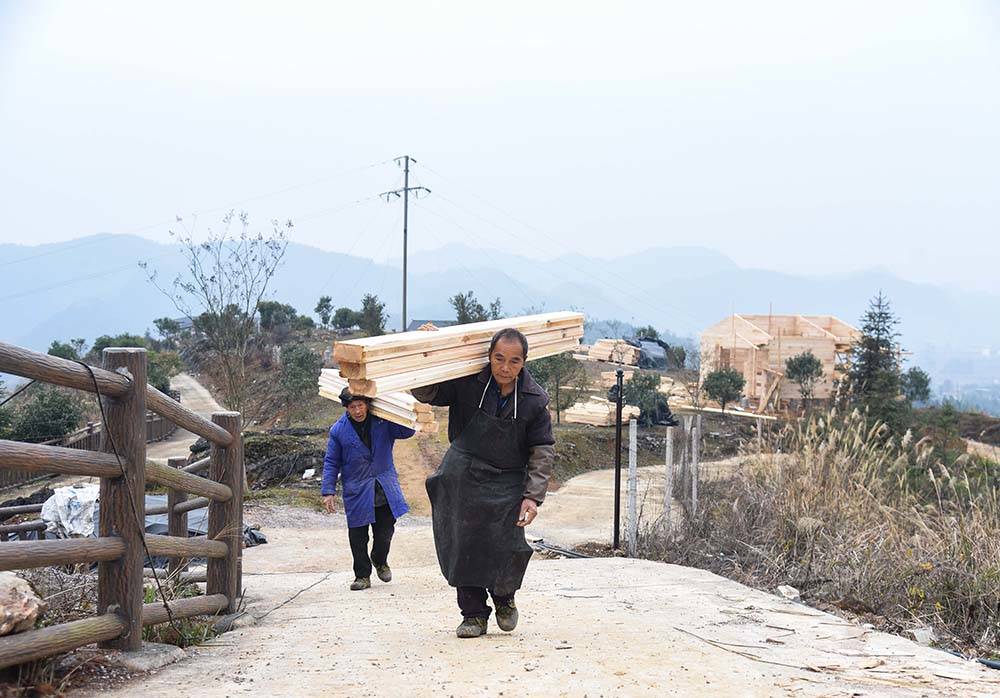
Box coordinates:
[0,520,46,535]
[337,326,584,379]
[182,456,211,473]
[333,311,583,363]
[0,439,124,479]
[0,341,130,398]
[0,503,44,519]
[146,460,233,502]
[146,533,228,559]
[146,386,233,447]
[141,593,229,627]
[0,614,126,670]
[347,337,580,397]
[174,496,209,515]
[97,348,146,651]
[0,537,125,571]
[207,412,243,614]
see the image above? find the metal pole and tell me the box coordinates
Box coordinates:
[612,368,624,549]
[402,155,409,332]
[627,417,638,556]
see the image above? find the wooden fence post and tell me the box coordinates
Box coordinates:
[664,425,674,532]
[691,414,702,517]
[626,418,638,557]
[208,412,243,614]
[98,348,147,651]
[167,456,189,578]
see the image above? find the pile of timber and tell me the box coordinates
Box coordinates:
[588,339,640,365]
[658,376,692,400]
[599,370,634,388]
[318,371,439,434]
[333,312,585,397]
[563,396,641,426]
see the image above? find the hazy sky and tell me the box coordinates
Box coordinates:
[2,1,998,292]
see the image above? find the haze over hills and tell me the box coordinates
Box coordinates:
[1,234,997,388]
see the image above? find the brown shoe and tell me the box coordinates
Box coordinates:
[350,577,371,591]
[375,564,392,583]
[456,617,488,638]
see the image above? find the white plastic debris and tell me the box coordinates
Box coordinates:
[41,484,100,538]
[301,468,316,480]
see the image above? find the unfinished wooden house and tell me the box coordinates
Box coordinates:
[700,314,860,411]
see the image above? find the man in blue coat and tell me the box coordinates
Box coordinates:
[322,387,415,590]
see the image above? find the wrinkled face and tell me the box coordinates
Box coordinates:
[489,337,525,388]
[346,399,369,422]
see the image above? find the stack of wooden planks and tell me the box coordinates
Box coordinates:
[599,370,634,388]
[563,396,641,426]
[588,339,640,365]
[332,312,585,397]
[318,371,439,433]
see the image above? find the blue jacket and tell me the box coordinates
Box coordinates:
[322,414,415,527]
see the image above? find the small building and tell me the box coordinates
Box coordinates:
[700,314,860,410]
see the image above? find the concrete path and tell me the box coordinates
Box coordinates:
[534,457,744,548]
[146,373,224,465]
[81,499,999,697]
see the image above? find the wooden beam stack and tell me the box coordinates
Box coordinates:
[332,312,585,397]
[563,396,641,426]
[588,339,640,366]
[599,370,634,388]
[318,371,439,434]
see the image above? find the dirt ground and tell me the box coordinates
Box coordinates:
[76,499,998,697]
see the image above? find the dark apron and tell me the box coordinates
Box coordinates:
[425,391,533,597]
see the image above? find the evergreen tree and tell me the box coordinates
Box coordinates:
[359,294,387,336]
[845,291,907,431]
[703,368,745,413]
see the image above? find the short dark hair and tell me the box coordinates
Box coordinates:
[488,328,528,359]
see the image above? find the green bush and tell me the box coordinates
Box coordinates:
[703,368,745,412]
[8,387,84,443]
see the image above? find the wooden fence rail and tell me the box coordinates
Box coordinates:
[0,341,244,669]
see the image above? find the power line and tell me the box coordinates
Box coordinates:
[411,198,539,311]
[415,162,705,334]
[1,158,396,268]
[0,251,179,302]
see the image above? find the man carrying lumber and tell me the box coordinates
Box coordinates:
[322,387,415,591]
[413,327,555,638]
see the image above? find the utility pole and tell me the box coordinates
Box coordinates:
[381,155,431,331]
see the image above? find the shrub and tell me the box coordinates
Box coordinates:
[703,368,744,412]
[642,408,1000,654]
[8,386,84,443]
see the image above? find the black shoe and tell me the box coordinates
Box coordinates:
[375,564,392,583]
[350,577,371,591]
[456,617,488,638]
[495,599,518,632]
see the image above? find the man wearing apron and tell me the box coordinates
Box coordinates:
[413,328,555,638]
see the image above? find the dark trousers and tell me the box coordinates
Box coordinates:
[348,505,396,579]
[457,587,515,619]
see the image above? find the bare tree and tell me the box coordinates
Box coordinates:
[142,211,289,417]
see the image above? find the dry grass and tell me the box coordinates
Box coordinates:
[641,407,1000,656]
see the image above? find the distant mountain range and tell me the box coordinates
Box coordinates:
[2,234,997,388]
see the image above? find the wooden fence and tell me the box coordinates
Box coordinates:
[0,394,182,492]
[0,341,244,669]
